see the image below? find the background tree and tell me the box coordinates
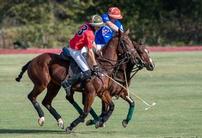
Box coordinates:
[0,0,202,48]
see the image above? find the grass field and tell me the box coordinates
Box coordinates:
[0,51,202,138]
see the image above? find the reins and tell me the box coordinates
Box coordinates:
[96,35,132,73]
[96,32,144,91]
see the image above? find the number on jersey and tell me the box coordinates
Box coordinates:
[77,25,88,36]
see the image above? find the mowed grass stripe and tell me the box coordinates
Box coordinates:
[0,52,202,138]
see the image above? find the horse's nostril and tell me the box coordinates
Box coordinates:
[152,62,155,69]
[149,63,155,70]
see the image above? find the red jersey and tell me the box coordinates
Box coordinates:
[69,23,95,50]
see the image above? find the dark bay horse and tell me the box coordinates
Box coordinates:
[63,31,142,133]
[16,30,139,130]
[85,42,155,128]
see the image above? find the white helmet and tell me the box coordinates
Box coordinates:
[89,15,104,27]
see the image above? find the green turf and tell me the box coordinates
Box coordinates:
[0,52,202,138]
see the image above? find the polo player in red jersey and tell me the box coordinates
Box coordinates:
[61,15,104,96]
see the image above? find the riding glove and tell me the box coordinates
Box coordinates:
[92,65,99,75]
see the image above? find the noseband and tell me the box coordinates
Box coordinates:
[113,37,150,83]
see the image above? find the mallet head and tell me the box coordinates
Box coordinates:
[144,102,156,111]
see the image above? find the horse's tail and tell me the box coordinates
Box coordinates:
[15,60,32,82]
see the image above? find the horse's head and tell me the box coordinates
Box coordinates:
[100,29,141,73]
[133,41,155,71]
[117,29,141,65]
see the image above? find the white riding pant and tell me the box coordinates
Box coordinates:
[68,47,89,72]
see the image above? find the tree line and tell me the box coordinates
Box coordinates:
[0,0,202,48]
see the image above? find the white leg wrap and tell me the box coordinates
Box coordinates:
[57,118,64,129]
[38,117,45,126]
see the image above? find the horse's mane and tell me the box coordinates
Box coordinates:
[132,41,145,53]
[95,34,121,70]
[101,34,120,52]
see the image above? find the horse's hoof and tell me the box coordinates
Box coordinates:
[95,121,105,129]
[100,123,105,128]
[57,118,64,129]
[65,126,72,134]
[38,117,45,126]
[122,119,128,128]
[86,119,95,126]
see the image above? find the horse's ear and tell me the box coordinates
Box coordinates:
[132,40,138,48]
[125,29,130,35]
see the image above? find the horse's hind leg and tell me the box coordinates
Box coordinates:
[27,85,46,126]
[42,81,64,129]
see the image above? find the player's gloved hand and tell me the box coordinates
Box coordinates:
[92,65,99,75]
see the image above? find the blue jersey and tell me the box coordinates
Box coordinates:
[95,26,113,45]
[101,13,124,32]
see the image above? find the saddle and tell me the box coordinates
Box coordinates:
[60,47,102,79]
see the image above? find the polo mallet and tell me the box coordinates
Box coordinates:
[130,92,156,110]
[123,69,156,111]
[104,73,156,111]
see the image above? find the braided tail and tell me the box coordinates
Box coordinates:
[15,60,32,82]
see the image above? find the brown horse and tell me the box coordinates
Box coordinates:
[63,31,142,133]
[85,42,155,128]
[16,30,139,130]
[60,41,154,130]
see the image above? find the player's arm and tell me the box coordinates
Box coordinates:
[105,21,119,32]
[86,33,97,66]
[102,13,120,32]
[87,46,97,66]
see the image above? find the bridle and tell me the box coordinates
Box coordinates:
[111,37,145,84]
[97,34,137,72]
[97,34,144,84]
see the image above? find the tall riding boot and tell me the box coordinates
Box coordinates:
[61,74,80,96]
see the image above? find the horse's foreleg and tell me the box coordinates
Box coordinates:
[86,100,107,126]
[42,82,63,129]
[66,91,83,115]
[65,90,99,126]
[80,92,99,126]
[27,85,46,126]
[95,91,114,128]
[65,88,96,133]
[89,108,99,122]
[100,100,109,118]
[121,95,135,128]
